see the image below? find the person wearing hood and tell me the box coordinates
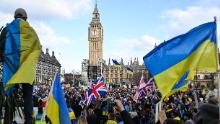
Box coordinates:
[0,8,41,124]
[193,89,219,124]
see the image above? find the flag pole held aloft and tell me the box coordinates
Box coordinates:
[143,21,218,98]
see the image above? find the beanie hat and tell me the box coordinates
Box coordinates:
[14,8,27,19]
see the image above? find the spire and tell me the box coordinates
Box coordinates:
[94,0,98,13]
[121,58,124,65]
[52,51,55,57]
[92,0,100,22]
[46,48,49,54]
[154,43,157,48]
[108,58,111,65]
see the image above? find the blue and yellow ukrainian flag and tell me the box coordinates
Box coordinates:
[126,66,134,74]
[166,71,190,98]
[46,73,71,124]
[143,21,218,98]
[3,18,41,90]
[112,59,121,67]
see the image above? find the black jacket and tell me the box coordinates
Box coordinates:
[193,103,219,124]
[120,110,135,124]
[0,27,7,62]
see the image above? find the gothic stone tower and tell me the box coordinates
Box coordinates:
[88,3,103,82]
[88,3,103,66]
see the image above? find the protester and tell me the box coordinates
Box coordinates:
[193,89,219,124]
[29,78,218,124]
[78,115,88,124]
[0,8,41,124]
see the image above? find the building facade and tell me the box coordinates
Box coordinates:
[88,3,103,82]
[35,48,61,85]
[81,59,89,82]
[88,3,103,66]
[103,58,150,85]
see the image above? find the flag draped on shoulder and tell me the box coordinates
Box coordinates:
[86,76,107,106]
[143,21,218,98]
[3,18,41,90]
[46,73,71,124]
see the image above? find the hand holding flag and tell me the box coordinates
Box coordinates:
[143,21,218,98]
[86,76,107,106]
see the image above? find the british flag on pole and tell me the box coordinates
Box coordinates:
[79,92,88,107]
[86,76,107,106]
[134,76,154,101]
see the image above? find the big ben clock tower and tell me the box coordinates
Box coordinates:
[88,3,103,66]
[88,2,103,82]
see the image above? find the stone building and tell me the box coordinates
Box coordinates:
[84,2,220,86]
[35,48,61,85]
[103,58,150,85]
[88,3,104,82]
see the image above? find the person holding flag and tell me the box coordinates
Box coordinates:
[0,8,41,124]
[134,73,154,101]
[143,20,218,99]
[86,75,107,106]
[143,19,219,123]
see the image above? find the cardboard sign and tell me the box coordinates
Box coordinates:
[159,110,167,124]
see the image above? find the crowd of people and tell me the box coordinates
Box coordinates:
[0,7,219,124]
[29,81,219,124]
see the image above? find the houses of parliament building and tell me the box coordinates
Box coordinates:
[82,2,219,86]
[82,3,150,85]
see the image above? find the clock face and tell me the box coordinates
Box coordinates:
[91,29,97,37]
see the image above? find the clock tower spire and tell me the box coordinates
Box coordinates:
[88,1,103,66]
[88,1,103,82]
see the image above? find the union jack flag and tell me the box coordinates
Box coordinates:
[86,76,107,106]
[145,78,154,91]
[134,77,154,101]
[79,92,88,107]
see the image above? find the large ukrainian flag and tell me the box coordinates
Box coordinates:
[165,71,190,98]
[3,18,41,90]
[143,21,218,98]
[46,73,71,124]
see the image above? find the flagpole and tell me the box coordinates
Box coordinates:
[194,69,199,109]
[0,26,3,32]
[214,17,220,121]
[101,59,103,75]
